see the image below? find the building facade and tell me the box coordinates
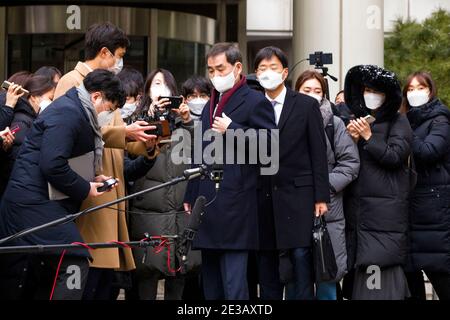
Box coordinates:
[0,0,448,95]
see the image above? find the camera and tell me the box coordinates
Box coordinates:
[126,100,180,138]
[309,51,333,67]
[159,96,183,109]
[308,51,337,100]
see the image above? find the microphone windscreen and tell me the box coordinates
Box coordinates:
[188,196,207,230]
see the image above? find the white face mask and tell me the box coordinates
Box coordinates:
[150,84,171,100]
[39,99,52,112]
[93,97,105,113]
[407,90,430,107]
[364,92,385,110]
[257,70,285,91]
[107,49,123,75]
[211,65,237,93]
[109,57,123,75]
[188,98,209,119]
[120,102,137,119]
[307,93,323,104]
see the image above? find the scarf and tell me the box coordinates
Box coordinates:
[76,83,104,173]
[209,75,247,127]
[319,98,334,127]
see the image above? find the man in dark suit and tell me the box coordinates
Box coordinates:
[184,43,276,300]
[254,47,330,300]
[0,70,153,300]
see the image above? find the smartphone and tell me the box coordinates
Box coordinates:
[97,178,118,192]
[1,80,30,95]
[10,124,20,134]
[363,115,376,124]
[159,96,183,109]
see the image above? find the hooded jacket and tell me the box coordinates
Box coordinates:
[343,65,413,269]
[320,98,360,280]
[407,98,450,273]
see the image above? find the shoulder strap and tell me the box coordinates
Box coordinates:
[324,116,335,153]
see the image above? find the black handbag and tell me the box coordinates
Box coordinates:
[312,216,337,283]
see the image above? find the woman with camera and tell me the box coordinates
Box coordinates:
[343,65,413,300]
[128,68,195,300]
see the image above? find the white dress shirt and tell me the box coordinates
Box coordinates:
[265,86,287,125]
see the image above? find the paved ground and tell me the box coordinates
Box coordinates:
[117,279,438,300]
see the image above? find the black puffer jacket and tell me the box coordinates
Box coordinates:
[407,98,450,273]
[0,93,37,197]
[344,65,413,269]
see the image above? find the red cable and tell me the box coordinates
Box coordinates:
[109,240,132,249]
[71,242,96,250]
[165,242,182,274]
[49,236,180,300]
[49,249,66,301]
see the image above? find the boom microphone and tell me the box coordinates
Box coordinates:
[183,165,207,180]
[178,195,207,273]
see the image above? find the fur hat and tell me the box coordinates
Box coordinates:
[344,65,402,123]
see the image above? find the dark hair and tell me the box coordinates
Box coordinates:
[117,67,144,99]
[253,46,289,71]
[138,68,178,113]
[181,76,212,98]
[8,71,33,87]
[84,22,130,61]
[83,69,125,107]
[24,75,55,97]
[400,71,437,113]
[34,66,62,84]
[335,90,344,98]
[295,70,328,94]
[206,42,242,65]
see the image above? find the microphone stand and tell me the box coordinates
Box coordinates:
[316,66,338,101]
[0,170,204,248]
[0,238,177,254]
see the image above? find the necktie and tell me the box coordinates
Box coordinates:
[272,100,279,125]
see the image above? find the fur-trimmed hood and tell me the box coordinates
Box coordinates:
[344,65,402,123]
[319,98,334,126]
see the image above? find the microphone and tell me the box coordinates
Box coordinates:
[179,196,206,273]
[183,165,207,180]
[210,164,224,191]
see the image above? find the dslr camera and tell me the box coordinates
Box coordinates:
[127,96,183,138]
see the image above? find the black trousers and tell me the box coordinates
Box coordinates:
[406,271,450,300]
[0,253,89,300]
[201,250,249,300]
[135,267,185,300]
[256,250,284,300]
[82,267,115,300]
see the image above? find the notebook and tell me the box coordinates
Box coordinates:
[48,151,95,201]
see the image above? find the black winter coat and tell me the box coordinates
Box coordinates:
[1,98,38,192]
[0,93,14,197]
[344,65,413,269]
[407,98,450,273]
[0,92,14,130]
[257,88,330,249]
[0,88,95,257]
[185,82,277,250]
